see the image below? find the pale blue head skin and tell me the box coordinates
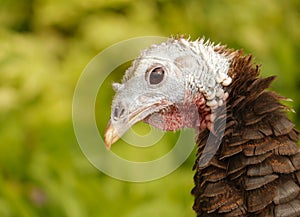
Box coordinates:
[105,38,233,148]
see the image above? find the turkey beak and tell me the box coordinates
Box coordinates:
[104,103,159,150]
[104,98,171,150]
[104,120,119,150]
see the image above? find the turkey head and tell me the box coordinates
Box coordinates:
[104,37,300,216]
[104,37,233,149]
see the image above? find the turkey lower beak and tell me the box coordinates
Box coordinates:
[104,121,119,150]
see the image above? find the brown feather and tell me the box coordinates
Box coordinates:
[274,199,300,217]
[247,184,276,212]
[274,137,299,155]
[224,207,247,217]
[243,137,279,156]
[244,174,278,190]
[202,182,228,197]
[228,152,272,175]
[269,114,295,136]
[289,129,300,142]
[253,92,285,115]
[228,136,249,147]
[205,169,227,182]
[274,180,300,204]
[220,143,243,159]
[256,206,274,217]
[218,195,244,214]
[268,156,296,173]
[290,152,300,170]
[247,161,273,176]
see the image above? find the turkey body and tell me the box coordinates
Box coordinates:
[104,37,300,217]
[192,54,300,216]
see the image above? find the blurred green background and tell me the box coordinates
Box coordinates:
[1,0,300,216]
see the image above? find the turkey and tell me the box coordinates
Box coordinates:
[104,36,300,216]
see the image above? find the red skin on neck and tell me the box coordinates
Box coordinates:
[144,93,213,132]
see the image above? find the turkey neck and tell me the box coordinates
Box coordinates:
[191,52,300,216]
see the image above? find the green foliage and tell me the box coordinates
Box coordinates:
[0,0,299,216]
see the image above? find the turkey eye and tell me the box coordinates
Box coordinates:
[148,67,165,85]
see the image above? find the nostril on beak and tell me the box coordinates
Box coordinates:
[113,106,125,120]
